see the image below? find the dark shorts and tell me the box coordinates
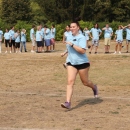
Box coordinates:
[37,41,42,47]
[42,38,45,47]
[15,42,20,48]
[5,40,10,47]
[10,40,15,47]
[67,62,90,70]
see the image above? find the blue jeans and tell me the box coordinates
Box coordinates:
[20,41,26,52]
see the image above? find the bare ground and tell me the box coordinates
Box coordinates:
[0,41,130,130]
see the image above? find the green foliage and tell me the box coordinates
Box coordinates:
[1,0,33,23]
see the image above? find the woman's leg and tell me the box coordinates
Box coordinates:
[119,43,122,52]
[78,67,98,97]
[66,66,78,102]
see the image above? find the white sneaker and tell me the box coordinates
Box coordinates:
[5,51,7,53]
[31,50,35,53]
[10,51,12,53]
[16,51,17,53]
[113,51,116,54]
[119,51,121,54]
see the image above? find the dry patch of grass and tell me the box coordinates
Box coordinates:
[0,41,130,130]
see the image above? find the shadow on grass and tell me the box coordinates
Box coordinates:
[67,98,103,111]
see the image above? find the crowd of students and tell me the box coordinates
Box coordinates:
[0,24,56,53]
[63,23,130,54]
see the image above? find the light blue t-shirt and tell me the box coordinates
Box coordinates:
[41,28,44,38]
[90,28,102,40]
[36,31,42,41]
[21,32,26,42]
[9,30,15,40]
[4,32,10,40]
[44,28,51,39]
[104,27,113,38]
[115,29,123,41]
[30,28,35,40]
[125,28,130,40]
[84,30,90,40]
[64,31,72,41]
[15,33,20,43]
[0,30,3,39]
[66,34,89,65]
[51,28,56,38]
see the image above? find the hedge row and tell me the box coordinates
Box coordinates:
[0,19,129,41]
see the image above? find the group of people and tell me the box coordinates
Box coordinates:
[0,24,56,54]
[63,23,130,54]
[30,24,56,53]
[0,26,27,53]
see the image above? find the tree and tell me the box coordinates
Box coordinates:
[1,0,33,23]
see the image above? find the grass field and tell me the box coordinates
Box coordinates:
[0,41,130,130]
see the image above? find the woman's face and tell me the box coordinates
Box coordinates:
[70,23,79,35]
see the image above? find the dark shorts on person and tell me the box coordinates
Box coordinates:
[67,62,90,70]
[15,42,20,48]
[37,41,42,47]
[5,40,10,47]
[10,40,15,47]
[42,38,45,47]
[45,39,51,46]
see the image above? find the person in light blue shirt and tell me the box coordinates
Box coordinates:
[21,29,27,52]
[50,24,56,51]
[36,26,42,53]
[89,23,102,54]
[114,25,124,54]
[40,25,45,51]
[102,24,113,53]
[63,25,72,43]
[122,24,130,53]
[4,29,10,53]
[44,25,51,52]
[0,28,3,53]
[14,29,21,53]
[83,27,90,49]
[9,26,15,53]
[61,20,98,109]
[30,25,36,52]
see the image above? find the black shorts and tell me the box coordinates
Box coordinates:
[9,40,15,47]
[15,42,20,48]
[37,41,42,47]
[5,40,10,47]
[67,62,90,70]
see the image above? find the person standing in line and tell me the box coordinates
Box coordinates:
[40,24,45,52]
[102,24,113,53]
[30,25,36,53]
[61,20,98,109]
[113,25,124,54]
[62,25,72,68]
[44,25,51,52]
[83,27,90,49]
[63,25,72,43]
[89,23,102,54]
[50,24,56,51]
[0,28,3,53]
[4,29,10,53]
[9,26,15,53]
[122,24,130,53]
[36,26,43,53]
[21,29,27,52]
[14,29,21,53]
